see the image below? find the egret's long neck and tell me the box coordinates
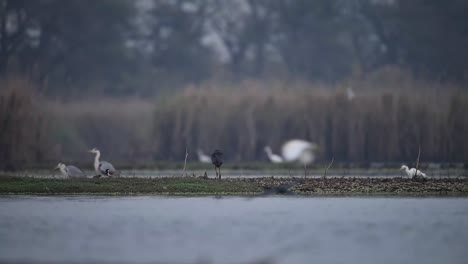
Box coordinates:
[404,166,412,176]
[267,149,274,160]
[405,167,411,174]
[59,167,67,176]
[94,152,101,171]
[265,149,274,159]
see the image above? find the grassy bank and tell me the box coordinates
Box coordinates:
[1,176,467,196]
[0,176,261,195]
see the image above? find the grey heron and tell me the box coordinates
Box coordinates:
[54,163,86,178]
[197,149,212,163]
[89,148,116,177]
[211,149,223,179]
[400,165,427,178]
[264,146,283,163]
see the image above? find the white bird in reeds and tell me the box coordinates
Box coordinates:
[400,165,427,178]
[281,139,318,165]
[89,148,116,178]
[264,146,284,163]
[54,163,86,178]
[346,87,356,101]
[197,149,212,163]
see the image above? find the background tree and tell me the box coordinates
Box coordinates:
[0,0,136,95]
[147,0,213,83]
[1,0,468,95]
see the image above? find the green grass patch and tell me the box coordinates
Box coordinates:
[0,176,263,195]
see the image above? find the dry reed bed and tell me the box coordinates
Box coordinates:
[0,80,50,169]
[1,79,467,170]
[152,85,468,163]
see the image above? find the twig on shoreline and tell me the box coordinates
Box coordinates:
[182,147,188,177]
[323,157,334,178]
[415,145,421,174]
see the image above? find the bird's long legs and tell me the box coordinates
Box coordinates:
[214,166,218,179]
[218,167,222,180]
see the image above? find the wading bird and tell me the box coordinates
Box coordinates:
[89,148,116,178]
[281,139,318,165]
[55,163,86,178]
[197,149,212,163]
[264,146,284,163]
[211,149,224,179]
[400,165,427,178]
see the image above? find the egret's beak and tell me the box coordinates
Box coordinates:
[53,165,60,170]
[88,150,94,153]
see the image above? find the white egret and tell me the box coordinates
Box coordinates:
[400,165,427,178]
[54,163,86,178]
[197,149,212,163]
[346,87,356,101]
[281,139,318,165]
[89,148,116,177]
[264,146,284,163]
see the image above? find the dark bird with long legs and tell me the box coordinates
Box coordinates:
[211,150,224,179]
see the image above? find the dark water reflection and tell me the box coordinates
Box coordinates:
[0,196,467,264]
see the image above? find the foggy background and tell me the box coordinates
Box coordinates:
[0,0,467,170]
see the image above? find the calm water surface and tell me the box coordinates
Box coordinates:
[0,196,467,264]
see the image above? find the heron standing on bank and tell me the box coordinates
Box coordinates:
[55,163,86,178]
[211,149,224,179]
[89,148,116,178]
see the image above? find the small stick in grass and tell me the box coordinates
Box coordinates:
[324,157,334,178]
[182,147,188,177]
[415,145,421,176]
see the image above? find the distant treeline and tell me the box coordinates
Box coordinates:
[1,0,468,95]
[1,79,467,170]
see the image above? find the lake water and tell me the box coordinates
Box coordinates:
[0,196,467,264]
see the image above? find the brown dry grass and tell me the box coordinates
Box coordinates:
[1,75,467,169]
[151,80,468,163]
[0,79,51,169]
